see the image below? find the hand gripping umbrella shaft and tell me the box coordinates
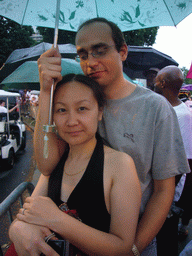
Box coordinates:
[43,0,60,159]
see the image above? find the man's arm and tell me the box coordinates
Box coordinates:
[131,177,175,255]
[34,47,66,175]
[8,104,18,113]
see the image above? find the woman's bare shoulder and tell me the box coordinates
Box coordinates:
[104,146,135,173]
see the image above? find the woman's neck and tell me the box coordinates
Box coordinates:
[67,136,97,162]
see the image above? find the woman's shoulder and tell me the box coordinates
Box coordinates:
[103,146,135,173]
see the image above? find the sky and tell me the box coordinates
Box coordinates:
[153,13,192,69]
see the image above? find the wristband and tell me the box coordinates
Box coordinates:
[131,244,140,256]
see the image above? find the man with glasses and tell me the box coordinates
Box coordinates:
[10,18,190,256]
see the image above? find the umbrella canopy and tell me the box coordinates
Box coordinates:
[186,63,192,79]
[123,46,179,79]
[0,43,77,83]
[5,42,77,64]
[1,59,133,90]
[1,59,83,90]
[182,84,192,91]
[0,0,192,32]
[0,90,20,98]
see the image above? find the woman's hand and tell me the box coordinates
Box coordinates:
[17,196,61,227]
[9,220,59,256]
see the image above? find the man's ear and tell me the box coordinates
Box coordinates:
[119,44,128,61]
[161,80,166,88]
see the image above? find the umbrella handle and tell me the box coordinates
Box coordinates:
[43,0,61,158]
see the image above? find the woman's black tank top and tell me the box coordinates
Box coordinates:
[48,133,110,233]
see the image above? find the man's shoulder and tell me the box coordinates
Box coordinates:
[0,106,7,113]
[132,85,169,106]
[174,102,192,117]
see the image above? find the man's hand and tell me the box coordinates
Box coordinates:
[9,220,59,256]
[38,47,62,93]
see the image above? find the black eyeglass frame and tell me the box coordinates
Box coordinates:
[75,44,115,63]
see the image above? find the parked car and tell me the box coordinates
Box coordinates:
[0,90,26,170]
[179,89,191,102]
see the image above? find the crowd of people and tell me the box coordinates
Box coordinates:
[3,17,192,256]
[19,89,39,119]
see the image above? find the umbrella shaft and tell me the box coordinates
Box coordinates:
[53,0,61,47]
[49,83,54,125]
[49,0,61,125]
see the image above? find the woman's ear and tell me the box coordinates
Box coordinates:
[120,44,128,62]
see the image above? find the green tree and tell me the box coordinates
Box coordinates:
[0,16,36,69]
[37,27,76,45]
[124,27,158,46]
[181,67,192,85]
[37,26,158,46]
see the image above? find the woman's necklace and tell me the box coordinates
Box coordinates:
[65,168,86,176]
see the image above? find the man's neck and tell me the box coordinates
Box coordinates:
[105,79,136,100]
[165,94,182,107]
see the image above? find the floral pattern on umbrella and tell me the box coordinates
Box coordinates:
[0,0,192,32]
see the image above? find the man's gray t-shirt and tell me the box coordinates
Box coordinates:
[98,85,190,213]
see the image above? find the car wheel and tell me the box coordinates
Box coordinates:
[20,131,26,150]
[6,149,15,170]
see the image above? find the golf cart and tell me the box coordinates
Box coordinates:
[0,90,26,169]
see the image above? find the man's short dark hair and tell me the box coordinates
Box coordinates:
[77,17,126,52]
[0,100,5,105]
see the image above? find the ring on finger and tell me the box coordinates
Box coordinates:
[45,232,56,243]
[22,208,26,215]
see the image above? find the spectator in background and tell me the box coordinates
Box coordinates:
[30,95,38,106]
[30,95,39,119]
[144,67,160,91]
[0,100,18,113]
[154,65,192,256]
[185,92,192,112]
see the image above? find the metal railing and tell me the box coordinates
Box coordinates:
[0,182,34,255]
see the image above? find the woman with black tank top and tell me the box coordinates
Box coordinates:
[10,74,141,256]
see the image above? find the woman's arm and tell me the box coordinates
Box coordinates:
[9,175,59,256]
[34,47,66,175]
[31,174,49,197]
[17,153,141,256]
[9,221,59,256]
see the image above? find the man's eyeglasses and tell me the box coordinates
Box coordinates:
[75,45,115,63]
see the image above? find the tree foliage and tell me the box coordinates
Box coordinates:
[123,27,159,46]
[37,26,158,46]
[37,27,76,45]
[0,17,36,69]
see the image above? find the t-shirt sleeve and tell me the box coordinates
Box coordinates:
[152,100,190,180]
